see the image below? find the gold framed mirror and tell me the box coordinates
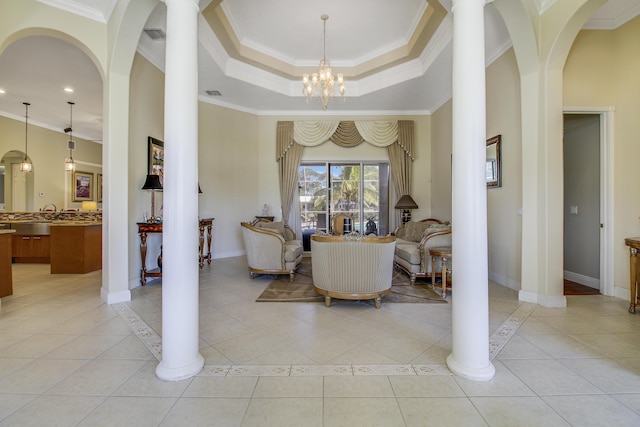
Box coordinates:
[486,135,502,188]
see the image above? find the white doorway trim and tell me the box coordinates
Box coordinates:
[563,106,614,296]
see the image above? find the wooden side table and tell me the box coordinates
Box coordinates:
[625,237,640,313]
[137,222,163,285]
[429,246,452,298]
[199,218,214,268]
[137,217,215,285]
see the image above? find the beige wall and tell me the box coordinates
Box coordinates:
[485,48,522,289]
[199,102,260,258]
[430,48,522,289]
[127,53,165,282]
[0,115,102,211]
[430,99,452,222]
[564,16,640,296]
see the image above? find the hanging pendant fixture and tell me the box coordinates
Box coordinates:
[64,101,76,172]
[20,102,33,172]
[302,15,345,110]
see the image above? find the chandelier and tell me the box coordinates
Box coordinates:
[64,101,76,172]
[302,15,345,110]
[20,102,32,172]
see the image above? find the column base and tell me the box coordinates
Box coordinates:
[156,353,204,381]
[101,287,131,305]
[518,290,567,308]
[446,354,495,381]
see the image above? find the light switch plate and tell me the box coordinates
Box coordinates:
[570,206,578,215]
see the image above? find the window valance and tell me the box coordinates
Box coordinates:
[278,120,414,160]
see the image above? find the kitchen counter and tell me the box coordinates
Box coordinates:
[50,223,102,274]
[0,221,102,272]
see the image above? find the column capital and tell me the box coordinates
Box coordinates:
[164,0,200,9]
[452,0,487,8]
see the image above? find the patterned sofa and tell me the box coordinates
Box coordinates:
[393,218,452,285]
[240,219,303,281]
[310,234,396,308]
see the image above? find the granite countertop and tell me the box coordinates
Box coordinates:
[49,221,102,226]
[0,229,16,234]
[0,220,101,225]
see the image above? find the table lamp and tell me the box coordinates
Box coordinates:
[395,194,418,224]
[142,174,163,220]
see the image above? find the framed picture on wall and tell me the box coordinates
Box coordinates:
[72,171,93,202]
[148,136,164,185]
[97,173,103,203]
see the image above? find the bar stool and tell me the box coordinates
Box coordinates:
[429,246,452,297]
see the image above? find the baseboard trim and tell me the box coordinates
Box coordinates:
[564,270,600,289]
[101,287,131,305]
[518,289,567,308]
[488,271,520,291]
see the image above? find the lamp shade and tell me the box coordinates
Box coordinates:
[141,174,163,191]
[81,201,97,211]
[394,194,418,210]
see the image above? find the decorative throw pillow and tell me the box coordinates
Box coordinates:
[403,221,431,242]
[260,221,286,238]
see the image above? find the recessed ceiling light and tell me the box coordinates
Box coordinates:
[64,87,74,93]
[0,89,5,94]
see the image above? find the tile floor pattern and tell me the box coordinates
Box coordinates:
[0,257,639,426]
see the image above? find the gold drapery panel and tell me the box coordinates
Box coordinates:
[276,120,414,225]
[388,120,414,199]
[276,121,303,224]
[276,121,296,160]
[329,121,364,147]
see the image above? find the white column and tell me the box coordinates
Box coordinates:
[446,0,495,381]
[156,0,204,381]
[101,72,132,305]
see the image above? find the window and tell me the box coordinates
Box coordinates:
[299,162,389,249]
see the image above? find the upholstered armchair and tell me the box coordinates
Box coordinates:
[393,218,452,285]
[240,220,303,281]
[311,234,396,308]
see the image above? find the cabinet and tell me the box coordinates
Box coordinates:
[0,231,14,298]
[50,224,102,274]
[12,234,50,263]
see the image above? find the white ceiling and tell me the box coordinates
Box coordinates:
[0,0,638,143]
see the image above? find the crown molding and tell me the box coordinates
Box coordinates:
[37,0,115,23]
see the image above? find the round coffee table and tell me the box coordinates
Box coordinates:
[429,246,452,297]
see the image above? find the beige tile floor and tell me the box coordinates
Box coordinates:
[1,257,640,426]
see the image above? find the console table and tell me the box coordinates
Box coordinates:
[137,218,214,285]
[625,237,640,313]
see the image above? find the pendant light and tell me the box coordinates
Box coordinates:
[20,102,32,172]
[64,101,76,172]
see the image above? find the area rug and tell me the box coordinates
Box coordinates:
[256,259,447,304]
